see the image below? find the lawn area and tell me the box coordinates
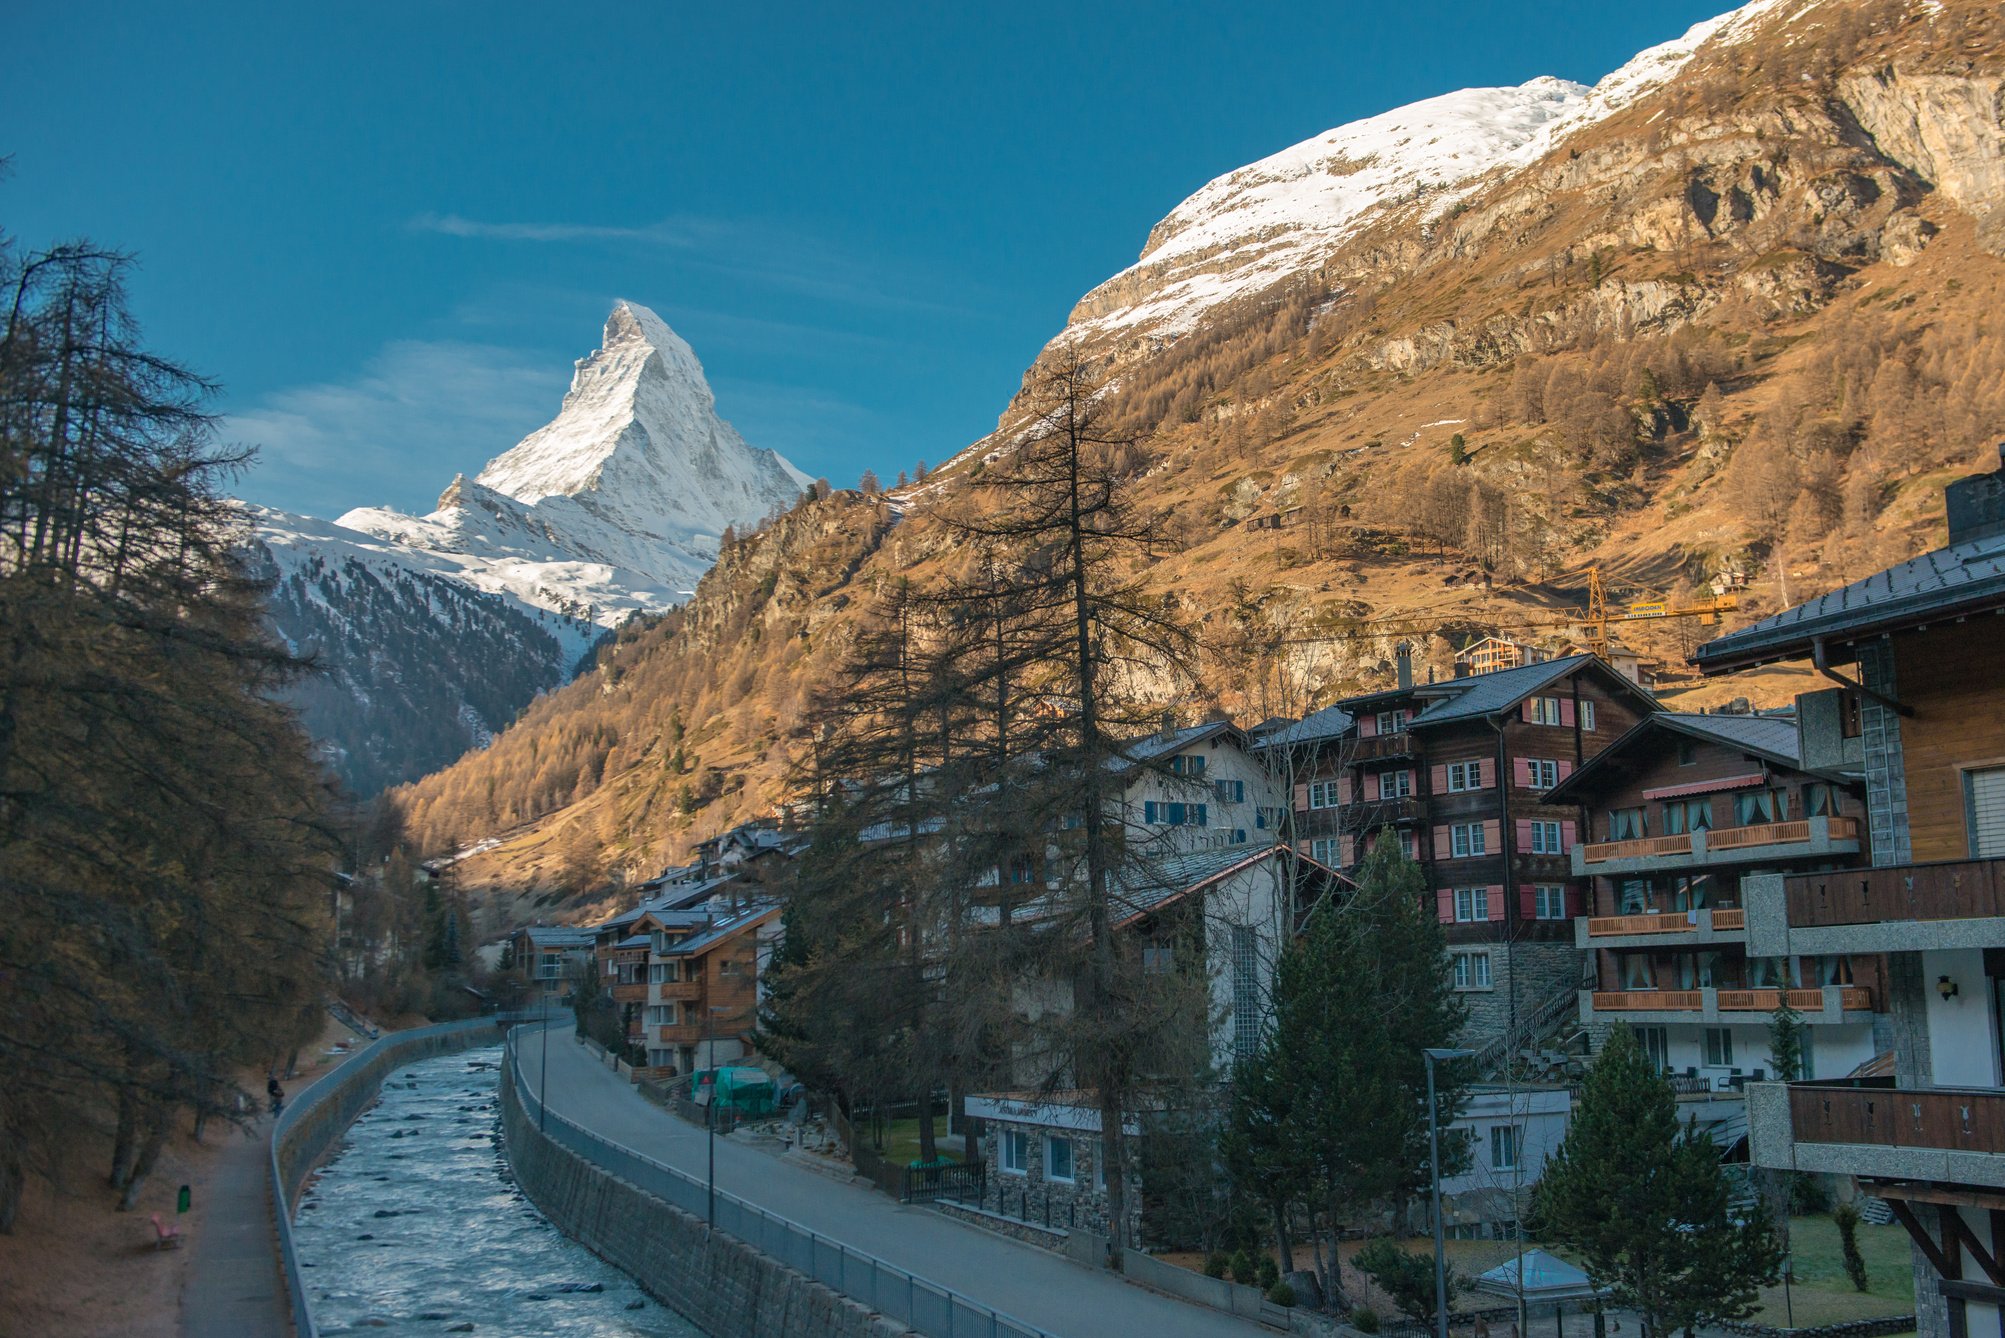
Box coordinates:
[867,1115,964,1166]
[1746,1216,1914,1328]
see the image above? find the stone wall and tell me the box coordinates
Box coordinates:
[499,1055,906,1338]
[1461,939,1578,1052]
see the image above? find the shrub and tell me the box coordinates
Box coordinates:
[1834,1202,1870,1292]
[1257,1255,1280,1290]
[1352,1308,1381,1333]
[1231,1248,1258,1285]
[1203,1252,1229,1279]
[1356,1236,1456,1324]
[1268,1281,1298,1308]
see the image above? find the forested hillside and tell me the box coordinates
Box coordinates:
[396,0,2005,924]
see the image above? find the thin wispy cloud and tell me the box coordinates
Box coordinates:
[408,212,704,246]
[228,339,561,519]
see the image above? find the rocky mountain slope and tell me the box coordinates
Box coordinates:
[392,0,2005,923]
[252,302,812,792]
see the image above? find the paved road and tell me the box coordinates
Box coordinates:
[179,1109,290,1338]
[523,1023,1267,1338]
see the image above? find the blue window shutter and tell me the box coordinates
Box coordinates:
[1196,803,1208,826]
[1168,802,1184,825]
[1144,801,1157,824]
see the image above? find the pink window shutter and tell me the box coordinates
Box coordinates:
[1338,776,1353,805]
[1293,783,1309,811]
[1359,714,1378,737]
[1557,759,1574,781]
[1518,885,1537,918]
[1560,698,1576,727]
[1431,764,1448,792]
[1515,818,1534,850]
[1479,759,1494,789]
[1561,820,1578,851]
[1514,757,1532,787]
[1436,889,1455,924]
[1340,836,1355,866]
[1433,825,1449,856]
[1567,885,1584,917]
[1364,772,1380,802]
[1521,700,1536,724]
[1483,819,1502,852]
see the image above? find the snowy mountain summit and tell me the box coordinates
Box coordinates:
[334,300,810,616]
[246,303,812,791]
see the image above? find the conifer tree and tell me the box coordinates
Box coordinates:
[1533,1025,1783,1338]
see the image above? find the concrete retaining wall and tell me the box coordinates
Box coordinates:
[498,1050,907,1338]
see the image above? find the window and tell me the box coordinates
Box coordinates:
[1533,885,1567,920]
[1677,738,1698,766]
[1608,807,1646,840]
[1001,1129,1029,1175]
[1637,1026,1670,1072]
[1839,691,1863,739]
[1526,759,1560,790]
[1306,780,1342,810]
[1376,710,1409,735]
[1581,701,1596,732]
[1455,887,1491,922]
[1528,820,1564,855]
[1148,801,1209,827]
[1256,806,1284,830]
[1046,1136,1075,1183]
[1804,783,1834,818]
[1382,769,1414,798]
[1662,800,1711,834]
[1735,789,1789,825]
[1965,767,2005,858]
[1445,760,1483,792]
[1490,1125,1522,1171]
[1231,925,1260,1062]
[1450,822,1487,857]
[1213,778,1245,804]
[1529,696,1564,725]
[1141,946,1174,975]
[1797,1030,1815,1081]
[1704,1028,1734,1068]
[1398,829,1417,860]
[1452,951,1493,991]
[1309,837,1342,866]
[1170,753,1207,778]
[1618,879,1650,914]
[1007,853,1038,884]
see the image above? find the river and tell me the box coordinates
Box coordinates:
[290,1044,703,1336]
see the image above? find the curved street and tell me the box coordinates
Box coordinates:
[520,1022,1268,1338]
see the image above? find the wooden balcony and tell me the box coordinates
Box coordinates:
[1587,912,1700,937]
[657,1023,703,1044]
[1711,908,1746,930]
[1587,985,1871,1017]
[1789,1084,2005,1157]
[1353,732,1414,761]
[1592,990,1703,1011]
[1578,815,1861,872]
[653,980,701,1003]
[1785,856,2005,928]
[611,982,648,1004]
[1339,796,1424,830]
[1582,833,1694,863]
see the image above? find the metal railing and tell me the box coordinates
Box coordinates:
[503,1030,1056,1338]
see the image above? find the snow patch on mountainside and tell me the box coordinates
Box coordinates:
[1068,0,1802,340]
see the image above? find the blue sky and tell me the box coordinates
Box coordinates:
[5,1,1733,520]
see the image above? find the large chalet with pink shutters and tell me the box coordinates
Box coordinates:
[1273,648,1658,1052]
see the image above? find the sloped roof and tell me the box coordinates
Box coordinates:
[658,902,781,957]
[1110,844,1282,927]
[1255,704,1355,748]
[1546,709,1828,805]
[1409,653,1612,726]
[1695,531,2005,673]
[1473,1249,1601,1300]
[1112,720,1240,771]
[517,925,597,948]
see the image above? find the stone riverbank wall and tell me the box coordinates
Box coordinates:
[271,1014,532,1336]
[498,1044,911,1338]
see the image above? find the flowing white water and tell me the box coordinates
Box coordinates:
[291,1045,701,1336]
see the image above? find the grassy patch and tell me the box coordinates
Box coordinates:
[1747,1216,1914,1327]
[865,1115,962,1166]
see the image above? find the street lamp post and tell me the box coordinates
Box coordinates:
[705,1004,717,1228]
[539,983,550,1132]
[1424,1046,1475,1338]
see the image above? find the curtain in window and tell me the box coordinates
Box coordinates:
[1619,880,1649,914]
[1622,954,1655,989]
[1805,784,1833,817]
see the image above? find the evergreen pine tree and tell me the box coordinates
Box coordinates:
[1533,1025,1783,1337]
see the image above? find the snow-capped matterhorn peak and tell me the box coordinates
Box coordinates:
[328,300,811,622]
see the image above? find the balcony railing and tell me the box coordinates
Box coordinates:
[611,982,648,1004]
[653,980,701,1002]
[1580,815,1862,866]
[1587,911,1709,937]
[657,1023,703,1043]
[1340,796,1424,830]
[1712,908,1746,930]
[1592,990,1703,1011]
[1583,833,1694,862]
[1589,986,1871,1014]
[1790,1084,2005,1156]
[1785,856,2005,928]
[1354,732,1414,761]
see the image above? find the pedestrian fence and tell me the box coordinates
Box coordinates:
[503,1029,1058,1338]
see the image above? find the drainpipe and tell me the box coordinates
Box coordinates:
[1812,636,1911,718]
[1494,717,1518,1063]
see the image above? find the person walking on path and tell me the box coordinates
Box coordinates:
[266,1074,285,1117]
